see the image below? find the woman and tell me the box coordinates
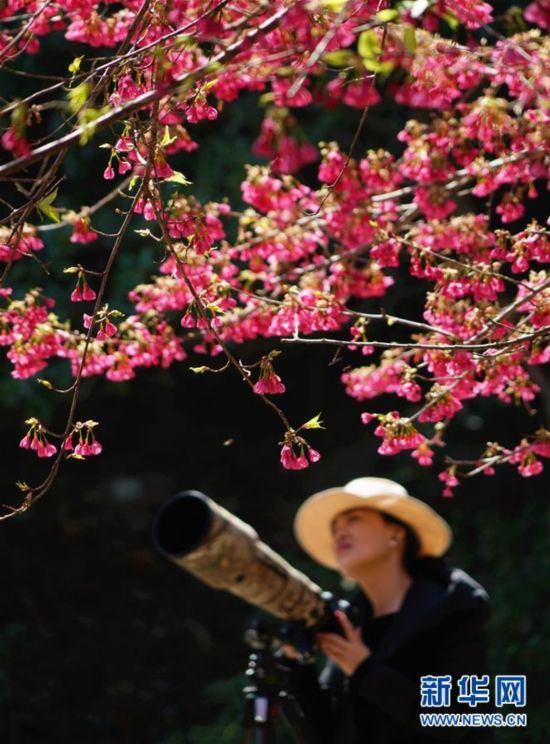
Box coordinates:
[289,477,493,744]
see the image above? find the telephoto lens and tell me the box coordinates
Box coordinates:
[153,490,328,627]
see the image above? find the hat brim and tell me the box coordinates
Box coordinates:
[294,488,452,569]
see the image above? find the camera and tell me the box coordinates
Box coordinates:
[153,490,353,651]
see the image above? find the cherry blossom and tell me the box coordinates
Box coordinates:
[1,0,549,515]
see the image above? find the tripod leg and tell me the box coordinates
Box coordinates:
[241,692,276,744]
[278,690,318,744]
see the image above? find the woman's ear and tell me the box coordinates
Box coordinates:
[389,524,406,546]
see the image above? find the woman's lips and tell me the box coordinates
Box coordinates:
[334,541,352,554]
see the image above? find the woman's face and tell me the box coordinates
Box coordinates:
[330,508,403,577]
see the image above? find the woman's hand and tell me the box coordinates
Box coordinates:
[279,644,301,661]
[316,610,371,676]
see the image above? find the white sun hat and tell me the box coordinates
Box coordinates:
[294,477,452,569]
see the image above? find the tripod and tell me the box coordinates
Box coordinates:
[241,625,318,744]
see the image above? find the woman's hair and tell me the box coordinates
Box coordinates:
[379,511,421,575]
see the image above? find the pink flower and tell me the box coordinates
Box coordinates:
[342,77,381,109]
[70,218,98,244]
[418,393,463,423]
[496,199,525,224]
[82,284,96,301]
[414,187,457,220]
[143,201,156,221]
[1,127,30,157]
[253,358,285,395]
[525,1,550,30]
[361,412,376,425]
[373,413,426,455]
[438,469,459,498]
[118,159,132,175]
[253,372,285,394]
[103,165,115,180]
[88,439,102,455]
[307,447,321,463]
[532,438,550,458]
[97,321,117,340]
[37,442,57,458]
[377,438,401,455]
[280,444,308,470]
[272,78,312,108]
[71,287,83,302]
[185,97,218,124]
[67,422,103,458]
[411,444,434,467]
[517,457,543,477]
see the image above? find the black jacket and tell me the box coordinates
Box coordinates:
[290,560,493,744]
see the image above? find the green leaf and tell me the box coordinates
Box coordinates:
[160,126,177,147]
[323,50,355,67]
[37,204,60,222]
[37,378,53,390]
[276,66,295,77]
[363,58,396,74]
[320,0,346,10]
[442,11,459,29]
[79,106,110,145]
[302,413,325,430]
[403,25,417,52]
[165,171,192,186]
[37,189,61,223]
[40,188,58,207]
[11,101,27,130]
[203,60,221,75]
[190,366,208,374]
[375,9,399,23]
[358,30,380,60]
[506,5,527,31]
[68,56,83,75]
[67,83,91,114]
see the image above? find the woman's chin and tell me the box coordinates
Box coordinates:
[337,551,382,578]
[336,556,364,578]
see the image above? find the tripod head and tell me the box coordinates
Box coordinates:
[244,592,356,664]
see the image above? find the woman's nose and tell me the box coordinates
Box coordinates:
[332,522,346,541]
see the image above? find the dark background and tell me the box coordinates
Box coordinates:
[1,4,549,742]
